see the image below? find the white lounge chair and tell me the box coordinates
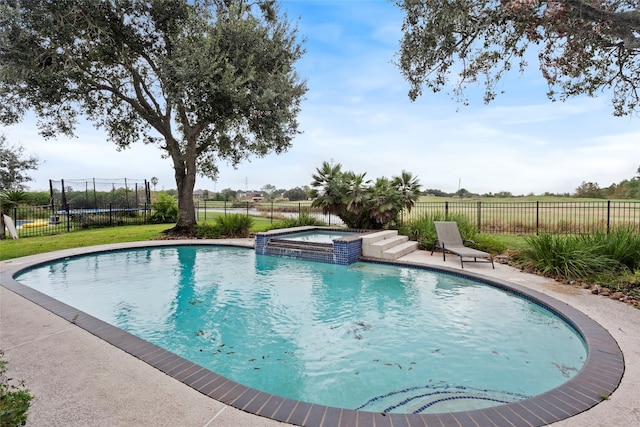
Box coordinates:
[432,221,494,268]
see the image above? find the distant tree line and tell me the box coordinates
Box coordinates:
[574,167,640,199]
[198,173,640,203]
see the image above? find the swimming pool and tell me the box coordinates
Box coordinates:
[2,242,623,426]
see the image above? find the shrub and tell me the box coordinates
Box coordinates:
[215,214,253,238]
[269,211,327,229]
[472,234,508,255]
[194,223,223,239]
[0,350,32,427]
[0,190,28,210]
[149,192,178,224]
[519,233,618,279]
[599,226,640,272]
[399,212,477,250]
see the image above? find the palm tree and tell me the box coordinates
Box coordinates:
[366,177,403,228]
[310,161,346,215]
[345,172,369,216]
[392,170,422,212]
[0,190,29,210]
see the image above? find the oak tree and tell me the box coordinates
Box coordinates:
[0,0,307,233]
[0,134,39,191]
[396,0,640,115]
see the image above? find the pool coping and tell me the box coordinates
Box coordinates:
[0,241,624,427]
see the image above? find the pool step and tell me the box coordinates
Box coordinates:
[264,239,335,263]
[380,240,419,260]
[266,239,334,252]
[361,230,418,260]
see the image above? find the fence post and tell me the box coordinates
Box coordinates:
[445,201,449,218]
[476,201,481,232]
[606,200,611,235]
[66,204,71,232]
[109,203,113,226]
[224,200,227,217]
[271,200,274,223]
[536,201,539,235]
[246,201,249,216]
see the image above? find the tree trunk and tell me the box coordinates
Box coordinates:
[165,139,198,236]
[173,170,197,234]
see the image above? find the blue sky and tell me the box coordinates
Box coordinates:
[4,0,639,194]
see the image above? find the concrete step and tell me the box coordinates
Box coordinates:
[362,235,408,258]
[360,230,397,246]
[381,241,419,260]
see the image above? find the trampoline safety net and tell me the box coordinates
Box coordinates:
[49,178,151,212]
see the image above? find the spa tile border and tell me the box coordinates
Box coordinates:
[1,243,624,427]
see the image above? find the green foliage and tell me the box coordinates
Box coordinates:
[583,226,640,272]
[0,0,307,231]
[194,223,223,239]
[400,213,506,254]
[574,181,604,199]
[472,234,508,255]
[0,191,28,210]
[149,192,179,224]
[195,212,257,238]
[60,187,143,209]
[0,135,39,192]
[309,161,422,229]
[24,192,50,206]
[399,212,476,250]
[590,270,640,299]
[519,234,619,279]
[0,350,32,427]
[281,187,308,201]
[214,214,254,238]
[267,211,327,230]
[396,1,640,116]
[518,226,640,281]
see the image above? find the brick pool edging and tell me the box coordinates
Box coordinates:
[1,242,624,427]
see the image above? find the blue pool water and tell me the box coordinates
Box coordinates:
[15,246,587,414]
[276,229,359,244]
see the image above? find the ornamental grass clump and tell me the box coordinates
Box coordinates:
[215,214,254,238]
[598,226,640,272]
[520,233,619,279]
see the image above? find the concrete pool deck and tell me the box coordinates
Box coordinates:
[0,239,638,427]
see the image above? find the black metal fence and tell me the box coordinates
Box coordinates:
[4,200,639,239]
[403,200,640,234]
[3,203,150,238]
[197,200,640,235]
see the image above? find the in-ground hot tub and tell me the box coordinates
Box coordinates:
[255,226,369,265]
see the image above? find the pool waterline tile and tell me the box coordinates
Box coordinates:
[0,241,624,427]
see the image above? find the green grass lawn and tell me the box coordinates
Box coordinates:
[0,214,282,261]
[0,224,170,261]
[1,217,526,262]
